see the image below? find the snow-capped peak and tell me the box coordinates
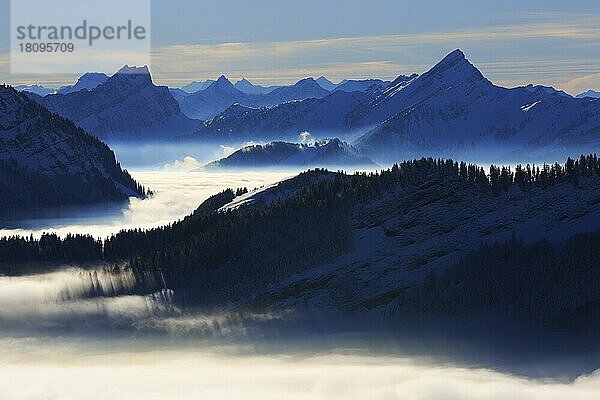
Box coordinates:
[216,75,233,85]
[440,49,466,63]
[426,49,483,80]
[207,75,237,93]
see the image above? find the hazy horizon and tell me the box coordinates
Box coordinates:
[0,0,598,95]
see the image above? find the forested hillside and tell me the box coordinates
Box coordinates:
[0,85,148,216]
[392,232,600,327]
[2,154,600,328]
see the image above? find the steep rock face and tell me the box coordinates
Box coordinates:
[0,85,145,216]
[37,65,200,140]
[350,51,482,126]
[205,138,374,169]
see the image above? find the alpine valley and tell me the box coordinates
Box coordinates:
[3,45,600,398]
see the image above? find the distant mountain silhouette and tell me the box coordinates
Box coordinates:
[36,65,200,140]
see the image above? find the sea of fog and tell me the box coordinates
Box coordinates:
[3,337,600,400]
[1,266,600,400]
[1,148,600,399]
[0,169,297,238]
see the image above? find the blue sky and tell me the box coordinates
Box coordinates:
[1,0,599,94]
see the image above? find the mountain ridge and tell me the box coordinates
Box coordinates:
[0,84,146,216]
[177,76,333,120]
[204,138,375,169]
[36,65,200,141]
[354,50,600,161]
[187,49,600,162]
[577,90,600,99]
[57,72,109,95]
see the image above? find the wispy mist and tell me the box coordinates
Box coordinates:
[0,268,173,333]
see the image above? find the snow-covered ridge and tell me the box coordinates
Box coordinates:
[219,170,338,212]
[191,49,600,161]
[254,174,600,312]
[0,85,144,213]
[354,50,600,162]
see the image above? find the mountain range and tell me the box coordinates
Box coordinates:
[188,73,414,143]
[170,75,394,120]
[577,90,600,99]
[43,154,600,330]
[333,78,392,93]
[177,76,387,97]
[14,66,398,145]
[354,50,599,161]
[14,84,56,97]
[13,49,600,162]
[14,73,110,97]
[189,50,600,163]
[175,75,332,120]
[34,65,200,141]
[0,85,145,217]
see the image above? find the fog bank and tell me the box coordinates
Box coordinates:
[0,170,294,238]
[1,339,599,400]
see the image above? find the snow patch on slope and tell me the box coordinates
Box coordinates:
[521,100,541,112]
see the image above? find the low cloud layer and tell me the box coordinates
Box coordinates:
[0,169,294,239]
[163,156,201,171]
[0,342,599,400]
